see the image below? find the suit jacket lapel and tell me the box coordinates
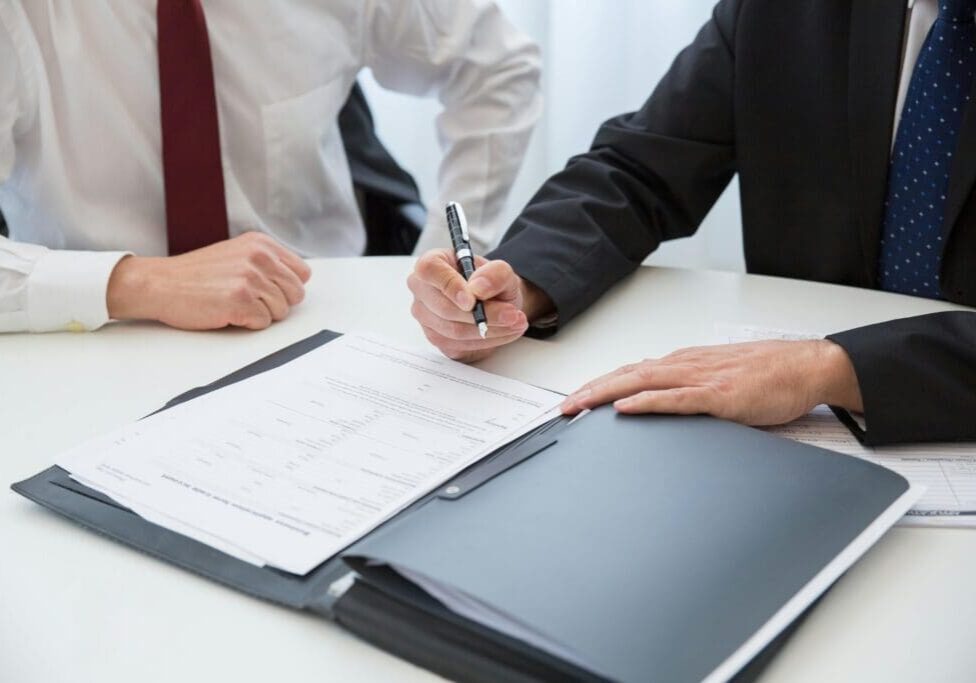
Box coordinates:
[848,1,907,286]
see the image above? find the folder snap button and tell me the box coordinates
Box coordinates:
[445,485,460,495]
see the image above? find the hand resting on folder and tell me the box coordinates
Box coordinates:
[408,249,864,427]
[560,339,863,426]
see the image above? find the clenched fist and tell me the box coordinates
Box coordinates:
[107,232,311,330]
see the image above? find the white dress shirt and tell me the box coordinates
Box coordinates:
[895,0,944,138]
[0,0,541,332]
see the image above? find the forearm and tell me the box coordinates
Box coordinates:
[489,3,740,330]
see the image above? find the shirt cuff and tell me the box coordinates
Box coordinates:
[27,249,130,332]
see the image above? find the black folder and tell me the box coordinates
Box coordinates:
[12,330,913,682]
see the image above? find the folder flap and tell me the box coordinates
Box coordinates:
[332,564,603,683]
[343,406,913,683]
[437,440,558,500]
[438,415,571,500]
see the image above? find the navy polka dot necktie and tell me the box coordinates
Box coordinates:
[879,0,976,298]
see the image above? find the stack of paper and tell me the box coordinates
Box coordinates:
[57,334,564,574]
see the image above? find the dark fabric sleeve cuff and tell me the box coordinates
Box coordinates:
[827,406,868,444]
[487,228,639,335]
[826,312,976,446]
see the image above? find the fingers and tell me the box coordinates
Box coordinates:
[268,259,306,306]
[244,300,275,330]
[421,325,527,361]
[414,250,475,310]
[269,241,312,283]
[408,276,524,327]
[232,295,273,330]
[411,298,527,342]
[569,363,642,395]
[229,265,293,330]
[240,231,312,283]
[561,362,690,414]
[229,279,278,330]
[232,233,306,328]
[614,387,715,415]
[256,278,290,322]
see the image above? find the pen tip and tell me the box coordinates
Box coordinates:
[478,322,488,339]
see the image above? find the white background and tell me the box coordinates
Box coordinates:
[361,0,745,271]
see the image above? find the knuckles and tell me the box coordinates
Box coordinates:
[410,300,426,322]
[491,260,515,280]
[707,376,735,396]
[246,246,274,269]
[240,231,273,247]
[229,307,267,330]
[636,363,658,381]
[242,267,264,287]
[616,362,641,377]
[406,273,422,296]
[231,281,256,304]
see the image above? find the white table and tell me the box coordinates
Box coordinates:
[2,257,975,683]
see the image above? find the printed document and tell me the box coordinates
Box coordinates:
[58,334,563,574]
[715,323,976,527]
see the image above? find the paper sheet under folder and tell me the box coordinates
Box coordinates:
[12,330,920,683]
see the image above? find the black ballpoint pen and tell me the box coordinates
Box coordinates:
[446,201,488,339]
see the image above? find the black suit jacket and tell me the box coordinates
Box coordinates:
[338,83,424,255]
[490,0,976,445]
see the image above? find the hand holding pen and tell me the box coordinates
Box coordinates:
[405,203,554,363]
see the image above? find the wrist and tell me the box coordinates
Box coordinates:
[518,277,555,323]
[811,339,864,412]
[106,255,161,321]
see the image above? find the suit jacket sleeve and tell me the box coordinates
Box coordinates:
[827,312,976,445]
[488,0,741,326]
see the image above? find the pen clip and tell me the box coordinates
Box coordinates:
[449,202,470,244]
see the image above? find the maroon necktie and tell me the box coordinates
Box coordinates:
[157,0,230,255]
